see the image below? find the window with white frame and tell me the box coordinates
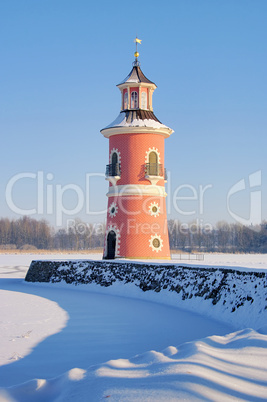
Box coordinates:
[141,91,147,109]
[124,92,128,109]
[131,91,138,108]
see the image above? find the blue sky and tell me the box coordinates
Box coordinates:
[1,0,266,228]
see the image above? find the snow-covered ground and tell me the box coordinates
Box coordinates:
[0,253,267,401]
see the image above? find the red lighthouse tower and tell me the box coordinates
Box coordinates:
[101,42,173,259]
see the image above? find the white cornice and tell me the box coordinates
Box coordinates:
[107,184,167,197]
[117,83,157,91]
[101,125,173,138]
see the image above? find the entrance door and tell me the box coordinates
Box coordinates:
[106,230,116,259]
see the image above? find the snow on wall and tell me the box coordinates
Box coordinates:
[25,260,267,329]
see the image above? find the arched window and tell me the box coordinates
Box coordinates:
[149,151,158,175]
[131,91,138,108]
[141,92,147,109]
[124,92,128,109]
[112,152,118,165]
[149,151,157,164]
[111,152,118,176]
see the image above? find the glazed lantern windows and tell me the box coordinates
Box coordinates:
[131,91,138,108]
[124,92,128,110]
[124,90,147,110]
[141,92,147,109]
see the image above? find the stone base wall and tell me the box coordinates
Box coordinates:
[25,260,267,328]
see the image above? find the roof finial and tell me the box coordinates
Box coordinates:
[133,36,142,66]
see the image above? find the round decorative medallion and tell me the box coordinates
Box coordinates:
[109,202,118,218]
[149,234,163,252]
[152,238,160,248]
[148,202,160,217]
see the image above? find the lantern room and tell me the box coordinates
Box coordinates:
[117,61,157,112]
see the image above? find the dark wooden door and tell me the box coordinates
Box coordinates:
[106,230,116,259]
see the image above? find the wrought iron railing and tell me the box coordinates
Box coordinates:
[106,163,121,177]
[164,168,167,181]
[145,163,165,177]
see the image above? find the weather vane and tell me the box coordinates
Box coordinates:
[134,36,142,60]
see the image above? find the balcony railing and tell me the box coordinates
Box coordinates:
[145,163,167,177]
[106,163,121,177]
[164,168,167,181]
[145,163,167,181]
[145,163,163,176]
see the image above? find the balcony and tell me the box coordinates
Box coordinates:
[145,163,167,185]
[105,163,121,185]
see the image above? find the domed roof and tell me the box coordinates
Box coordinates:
[117,65,156,87]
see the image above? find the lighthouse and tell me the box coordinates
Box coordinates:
[101,40,174,259]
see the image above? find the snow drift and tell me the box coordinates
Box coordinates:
[1,327,267,402]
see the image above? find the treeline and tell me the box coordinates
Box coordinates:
[0,217,105,251]
[0,217,52,249]
[168,220,267,253]
[0,216,267,253]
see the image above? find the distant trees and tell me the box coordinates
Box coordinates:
[0,216,266,252]
[168,219,267,253]
[0,217,52,250]
[53,220,105,250]
[0,217,105,251]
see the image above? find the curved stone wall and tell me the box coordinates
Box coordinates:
[25,260,267,328]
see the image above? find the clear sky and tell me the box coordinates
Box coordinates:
[1,0,266,229]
